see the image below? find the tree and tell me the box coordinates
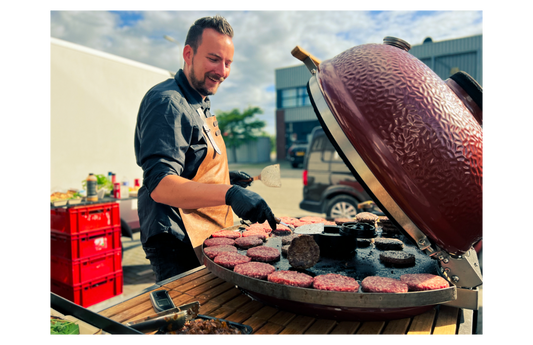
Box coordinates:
[215,106,267,163]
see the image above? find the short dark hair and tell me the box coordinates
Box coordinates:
[184,15,234,54]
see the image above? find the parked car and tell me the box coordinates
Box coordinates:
[287,140,308,168]
[299,127,373,218]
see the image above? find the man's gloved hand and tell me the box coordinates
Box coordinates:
[225,185,276,231]
[229,170,253,188]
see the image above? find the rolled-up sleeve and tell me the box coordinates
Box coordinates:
[135,92,194,194]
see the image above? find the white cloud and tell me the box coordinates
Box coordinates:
[50,10,483,135]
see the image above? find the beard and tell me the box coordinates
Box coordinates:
[189,60,224,97]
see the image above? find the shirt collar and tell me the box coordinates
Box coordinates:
[175,69,211,111]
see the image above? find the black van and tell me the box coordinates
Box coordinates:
[299,127,372,218]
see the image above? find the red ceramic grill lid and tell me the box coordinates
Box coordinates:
[306,37,482,255]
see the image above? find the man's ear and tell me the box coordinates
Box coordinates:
[183,45,193,67]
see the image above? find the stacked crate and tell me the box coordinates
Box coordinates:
[51,202,123,308]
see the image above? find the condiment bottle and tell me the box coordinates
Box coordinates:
[121,182,130,198]
[86,173,98,201]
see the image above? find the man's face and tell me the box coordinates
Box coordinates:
[184,28,234,98]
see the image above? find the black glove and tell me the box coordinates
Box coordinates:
[229,170,253,188]
[225,185,276,231]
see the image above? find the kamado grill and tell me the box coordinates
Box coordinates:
[203,37,482,321]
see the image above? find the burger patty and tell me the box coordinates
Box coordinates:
[280,233,301,245]
[361,276,408,293]
[357,238,374,248]
[246,246,280,262]
[234,262,276,280]
[298,216,328,224]
[267,270,314,288]
[287,235,320,270]
[334,217,354,225]
[400,274,450,291]
[272,224,292,236]
[213,252,251,269]
[242,229,268,240]
[278,216,301,226]
[234,236,264,249]
[379,251,416,267]
[211,230,242,239]
[355,212,378,224]
[204,245,238,260]
[313,273,360,292]
[204,237,235,247]
[246,221,273,233]
[374,238,404,250]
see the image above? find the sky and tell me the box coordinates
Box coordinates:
[49,10,483,135]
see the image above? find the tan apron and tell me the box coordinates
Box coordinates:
[178,109,233,263]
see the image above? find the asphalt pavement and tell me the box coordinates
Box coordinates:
[85,159,482,334]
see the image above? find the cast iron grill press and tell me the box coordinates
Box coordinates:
[291,37,482,309]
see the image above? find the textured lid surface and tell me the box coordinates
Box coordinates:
[313,42,482,254]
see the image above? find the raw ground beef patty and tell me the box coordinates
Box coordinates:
[246,221,273,233]
[242,229,268,240]
[400,274,450,291]
[204,237,235,247]
[246,246,280,262]
[204,245,238,259]
[298,216,328,224]
[211,230,242,239]
[361,276,408,293]
[272,224,292,236]
[234,236,264,249]
[234,262,276,280]
[267,270,314,288]
[213,252,251,269]
[313,273,360,292]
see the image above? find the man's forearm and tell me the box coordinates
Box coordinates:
[150,174,231,209]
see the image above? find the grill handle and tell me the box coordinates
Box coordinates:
[291,46,321,72]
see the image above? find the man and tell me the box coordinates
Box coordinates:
[134,15,276,282]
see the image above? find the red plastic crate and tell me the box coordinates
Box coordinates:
[51,271,123,308]
[51,248,122,285]
[51,226,121,259]
[51,202,120,235]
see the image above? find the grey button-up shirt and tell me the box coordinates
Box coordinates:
[134,69,213,244]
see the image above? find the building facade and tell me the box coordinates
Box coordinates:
[274,34,482,161]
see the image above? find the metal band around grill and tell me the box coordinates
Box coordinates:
[308,74,436,256]
[203,247,456,309]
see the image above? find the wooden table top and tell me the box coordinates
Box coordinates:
[99,266,473,335]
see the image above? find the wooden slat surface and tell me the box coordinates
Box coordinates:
[382,318,411,334]
[330,321,360,334]
[305,319,337,334]
[407,308,437,334]
[433,305,459,334]
[99,267,472,335]
[356,321,386,334]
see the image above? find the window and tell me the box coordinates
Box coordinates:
[278,86,311,108]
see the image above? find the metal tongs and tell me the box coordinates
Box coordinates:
[240,217,295,232]
[125,301,200,333]
[275,217,295,231]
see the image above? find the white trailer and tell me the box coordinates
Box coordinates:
[51,37,172,231]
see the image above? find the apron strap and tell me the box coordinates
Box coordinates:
[196,107,222,155]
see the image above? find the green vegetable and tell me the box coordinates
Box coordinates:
[51,318,80,335]
[81,174,114,193]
